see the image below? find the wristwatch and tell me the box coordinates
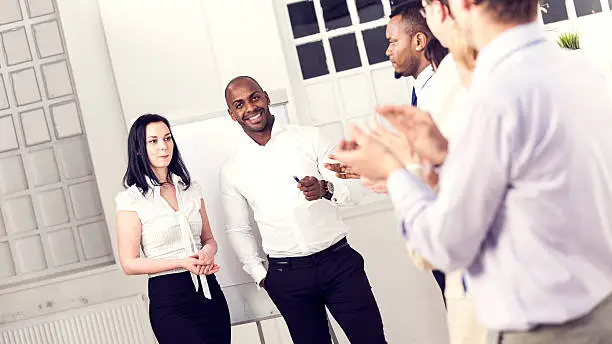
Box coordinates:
[321,180,334,200]
[319,180,334,200]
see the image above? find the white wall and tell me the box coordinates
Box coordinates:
[200,0,305,124]
[98,0,302,126]
[98,0,225,125]
[545,11,612,93]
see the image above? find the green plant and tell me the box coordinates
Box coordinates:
[557,32,580,50]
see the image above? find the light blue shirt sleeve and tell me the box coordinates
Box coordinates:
[387,98,514,272]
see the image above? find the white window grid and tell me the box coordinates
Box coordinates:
[0,0,114,290]
[279,0,413,139]
[539,0,611,24]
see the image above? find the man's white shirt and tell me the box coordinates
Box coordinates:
[220,121,364,283]
[413,64,436,108]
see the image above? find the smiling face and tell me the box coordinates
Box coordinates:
[225,77,272,134]
[145,121,174,170]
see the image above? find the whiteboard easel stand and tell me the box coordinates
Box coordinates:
[243,315,339,344]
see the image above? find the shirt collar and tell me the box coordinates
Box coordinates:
[473,21,546,84]
[414,64,435,96]
[243,115,288,147]
[271,116,287,137]
[144,173,184,198]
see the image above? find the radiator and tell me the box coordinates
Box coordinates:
[0,295,153,344]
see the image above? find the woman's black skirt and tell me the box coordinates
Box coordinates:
[148,272,231,344]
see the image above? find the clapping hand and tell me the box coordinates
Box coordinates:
[376,105,448,165]
[333,126,403,181]
[324,154,361,179]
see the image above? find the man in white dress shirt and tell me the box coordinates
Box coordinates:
[219,76,387,344]
[333,0,612,342]
[387,0,438,108]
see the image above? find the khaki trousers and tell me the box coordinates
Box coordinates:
[487,293,612,344]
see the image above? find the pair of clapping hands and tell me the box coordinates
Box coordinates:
[182,246,220,276]
[324,105,448,191]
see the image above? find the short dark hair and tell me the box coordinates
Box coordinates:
[122,114,191,196]
[396,6,429,37]
[396,6,449,67]
[475,0,539,23]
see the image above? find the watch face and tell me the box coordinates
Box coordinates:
[327,181,334,194]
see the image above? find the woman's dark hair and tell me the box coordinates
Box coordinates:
[122,114,191,195]
[425,37,449,70]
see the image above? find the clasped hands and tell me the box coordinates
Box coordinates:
[325,105,448,189]
[182,245,220,276]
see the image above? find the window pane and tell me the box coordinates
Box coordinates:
[362,26,388,64]
[287,1,319,38]
[321,0,352,31]
[296,41,329,79]
[357,0,384,23]
[329,33,361,72]
[540,0,568,24]
[574,0,602,17]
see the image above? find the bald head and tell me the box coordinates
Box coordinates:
[224,76,263,105]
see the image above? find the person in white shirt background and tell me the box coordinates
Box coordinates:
[332,0,612,342]
[418,0,465,133]
[219,76,387,344]
[115,114,230,344]
[420,1,488,343]
[385,0,449,307]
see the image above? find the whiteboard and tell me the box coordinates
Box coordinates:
[170,104,290,325]
[98,0,226,125]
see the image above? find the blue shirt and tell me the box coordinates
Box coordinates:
[387,22,612,331]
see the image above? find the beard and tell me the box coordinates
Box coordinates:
[405,55,421,79]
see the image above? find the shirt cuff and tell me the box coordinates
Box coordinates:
[329,180,348,205]
[387,168,434,207]
[250,263,268,289]
[328,179,364,206]
[406,241,437,271]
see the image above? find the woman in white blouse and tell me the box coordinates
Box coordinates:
[115,114,230,343]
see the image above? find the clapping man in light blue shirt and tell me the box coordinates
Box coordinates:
[334,0,612,343]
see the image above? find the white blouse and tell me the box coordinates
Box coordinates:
[115,174,210,299]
